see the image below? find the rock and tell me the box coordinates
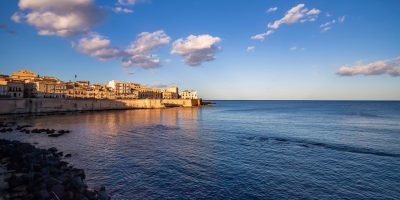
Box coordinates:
[65,154,72,158]
[48,147,58,153]
[48,133,64,137]
[0,139,109,199]
[37,189,51,199]
[51,183,65,198]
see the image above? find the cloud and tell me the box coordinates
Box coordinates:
[0,24,16,35]
[320,19,335,32]
[113,7,133,13]
[289,46,297,51]
[117,0,139,5]
[122,54,161,69]
[338,16,346,23]
[12,0,105,37]
[320,16,345,32]
[75,33,121,60]
[123,30,171,69]
[247,46,255,52]
[266,7,278,13]
[336,57,400,77]
[251,30,274,41]
[252,4,320,41]
[267,4,320,29]
[75,30,170,69]
[171,34,221,66]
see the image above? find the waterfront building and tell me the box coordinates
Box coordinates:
[180,90,198,99]
[108,80,141,99]
[138,87,162,99]
[0,76,9,98]
[35,76,67,98]
[2,70,199,100]
[11,69,39,81]
[162,86,179,99]
[7,81,24,99]
[0,75,24,98]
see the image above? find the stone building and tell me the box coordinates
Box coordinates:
[7,81,24,99]
[11,69,39,81]
[180,90,198,99]
[0,75,10,98]
[162,86,179,99]
[35,77,67,98]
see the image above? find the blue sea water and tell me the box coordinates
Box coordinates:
[1,101,400,199]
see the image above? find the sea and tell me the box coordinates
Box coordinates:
[1,101,400,199]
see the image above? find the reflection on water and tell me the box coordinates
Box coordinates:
[1,101,400,199]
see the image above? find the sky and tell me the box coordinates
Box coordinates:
[0,0,399,100]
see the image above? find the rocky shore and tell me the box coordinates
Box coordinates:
[0,139,110,200]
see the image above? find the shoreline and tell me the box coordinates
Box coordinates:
[0,98,202,115]
[0,139,110,199]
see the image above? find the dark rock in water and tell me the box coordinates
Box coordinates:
[65,154,72,158]
[48,147,58,153]
[58,130,71,134]
[0,139,109,199]
[0,128,13,133]
[48,133,64,137]
[56,152,64,157]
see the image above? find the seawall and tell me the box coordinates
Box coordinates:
[0,98,201,114]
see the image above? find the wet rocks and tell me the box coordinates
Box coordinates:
[0,139,110,199]
[0,121,72,138]
[0,128,13,133]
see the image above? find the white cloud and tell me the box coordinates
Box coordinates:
[11,12,23,23]
[113,7,134,13]
[247,46,255,52]
[320,16,345,32]
[125,30,170,55]
[338,15,346,23]
[337,57,400,77]
[75,33,121,61]
[12,0,105,37]
[320,19,335,32]
[77,33,111,52]
[117,0,139,5]
[75,30,170,68]
[266,7,278,13]
[250,30,273,41]
[171,34,221,66]
[267,4,320,29]
[123,30,171,69]
[122,54,160,69]
[252,4,320,41]
[289,46,297,51]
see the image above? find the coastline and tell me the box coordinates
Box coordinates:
[0,98,202,115]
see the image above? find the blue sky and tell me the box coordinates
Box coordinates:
[0,0,399,100]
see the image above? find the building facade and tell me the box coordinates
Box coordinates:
[180,90,198,99]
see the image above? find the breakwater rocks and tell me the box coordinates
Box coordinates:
[0,122,71,138]
[0,139,110,200]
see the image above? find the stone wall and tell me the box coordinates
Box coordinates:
[0,98,200,114]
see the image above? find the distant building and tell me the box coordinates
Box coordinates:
[180,90,198,99]
[162,86,179,99]
[2,70,199,100]
[108,80,141,99]
[0,75,24,98]
[35,76,67,98]
[7,81,24,99]
[11,69,39,81]
[0,75,9,98]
